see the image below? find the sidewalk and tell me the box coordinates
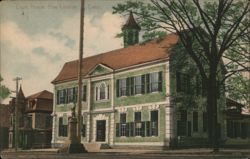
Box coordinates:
[2,148,250,155]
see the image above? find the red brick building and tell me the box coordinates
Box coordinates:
[0,104,12,150]
[9,88,53,149]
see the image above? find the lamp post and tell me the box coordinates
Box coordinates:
[13,77,22,152]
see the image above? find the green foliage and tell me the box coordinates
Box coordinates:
[0,75,11,101]
[227,73,250,108]
[113,0,249,110]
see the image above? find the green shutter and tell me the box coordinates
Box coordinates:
[146,74,150,93]
[116,79,120,97]
[141,122,146,137]
[129,122,135,137]
[146,121,151,136]
[63,89,67,104]
[126,78,130,96]
[57,90,59,104]
[83,85,87,101]
[141,75,145,94]
[158,71,163,92]
[116,123,120,137]
[130,77,134,95]
[176,72,181,92]
[126,123,130,137]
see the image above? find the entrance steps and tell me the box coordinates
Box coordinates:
[84,143,110,152]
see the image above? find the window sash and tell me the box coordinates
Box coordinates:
[119,79,127,96]
[134,76,142,94]
[134,112,141,122]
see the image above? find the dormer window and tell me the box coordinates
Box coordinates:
[96,82,109,101]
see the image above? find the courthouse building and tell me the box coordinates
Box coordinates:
[51,12,227,148]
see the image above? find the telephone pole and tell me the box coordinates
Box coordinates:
[77,0,85,142]
[13,77,22,152]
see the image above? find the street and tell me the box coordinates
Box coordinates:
[1,152,250,159]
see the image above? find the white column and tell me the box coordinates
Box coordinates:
[87,78,91,142]
[110,74,115,145]
[165,62,172,144]
[51,86,57,147]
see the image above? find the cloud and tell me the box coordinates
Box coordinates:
[0,10,124,104]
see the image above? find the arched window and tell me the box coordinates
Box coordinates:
[96,82,109,101]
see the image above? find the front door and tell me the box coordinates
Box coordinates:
[96,120,106,142]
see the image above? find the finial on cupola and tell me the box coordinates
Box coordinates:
[122,11,141,47]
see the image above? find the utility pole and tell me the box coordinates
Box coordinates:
[77,0,85,142]
[13,77,22,152]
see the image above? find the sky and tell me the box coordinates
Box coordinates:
[0,0,133,104]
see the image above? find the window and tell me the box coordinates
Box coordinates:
[27,115,32,128]
[134,112,141,122]
[203,112,207,132]
[96,82,109,101]
[146,72,162,93]
[99,83,106,100]
[135,76,142,94]
[119,79,127,97]
[67,88,74,103]
[180,110,187,121]
[58,117,68,137]
[57,90,66,104]
[176,72,190,93]
[134,112,142,136]
[193,111,198,132]
[151,110,158,136]
[177,110,187,136]
[120,113,127,136]
[150,72,159,92]
[120,113,126,123]
[45,114,52,128]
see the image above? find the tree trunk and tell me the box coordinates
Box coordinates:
[207,66,219,152]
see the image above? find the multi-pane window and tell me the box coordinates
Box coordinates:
[150,72,159,92]
[120,113,126,123]
[58,117,68,137]
[58,90,65,104]
[120,113,127,136]
[227,120,250,139]
[134,112,141,122]
[67,88,74,103]
[96,82,108,101]
[134,76,142,94]
[134,112,142,136]
[176,72,190,93]
[177,110,187,136]
[57,87,78,104]
[116,72,162,98]
[27,115,32,128]
[203,112,207,132]
[193,111,198,132]
[151,110,158,136]
[99,83,106,100]
[119,79,127,97]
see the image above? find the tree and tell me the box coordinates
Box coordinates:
[113,0,250,151]
[0,75,11,102]
[227,73,250,108]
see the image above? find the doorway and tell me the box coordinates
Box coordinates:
[96,120,106,142]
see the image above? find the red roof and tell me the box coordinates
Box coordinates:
[27,90,53,100]
[52,34,179,84]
